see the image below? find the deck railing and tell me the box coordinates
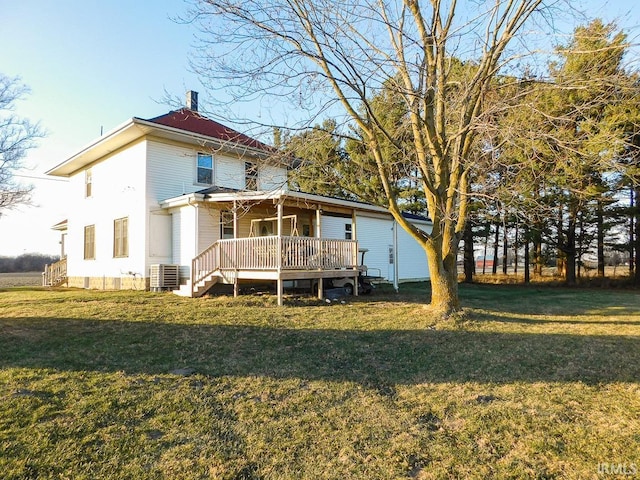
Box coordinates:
[218,236,358,271]
[42,257,67,287]
[191,236,359,287]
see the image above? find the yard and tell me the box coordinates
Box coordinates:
[0,284,638,479]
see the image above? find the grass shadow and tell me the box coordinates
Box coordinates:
[2,317,639,386]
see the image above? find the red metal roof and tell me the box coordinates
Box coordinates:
[144,108,271,151]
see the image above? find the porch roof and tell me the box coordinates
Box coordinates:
[160,188,432,224]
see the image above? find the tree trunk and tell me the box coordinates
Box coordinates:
[565,204,577,286]
[631,187,640,285]
[535,240,543,277]
[597,199,605,277]
[502,222,508,275]
[524,225,530,284]
[630,187,635,277]
[557,203,567,279]
[463,220,474,283]
[492,221,500,275]
[426,251,460,315]
[514,223,519,275]
[482,225,489,275]
[532,224,543,277]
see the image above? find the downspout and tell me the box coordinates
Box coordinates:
[393,220,399,293]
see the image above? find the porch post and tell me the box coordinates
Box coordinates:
[277,201,284,306]
[233,200,239,297]
[316,206,323,300]
[315,207,322,238]
[352,209,358,296]
[232,200,238,239]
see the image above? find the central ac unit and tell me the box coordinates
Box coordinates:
[150,264,180,291]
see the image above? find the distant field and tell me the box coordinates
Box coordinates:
[0,272,42,288]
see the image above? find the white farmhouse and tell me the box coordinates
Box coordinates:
[43,92,431,304]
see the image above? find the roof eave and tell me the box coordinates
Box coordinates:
[45,119,143,177]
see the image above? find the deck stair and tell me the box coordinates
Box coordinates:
[42,257,68,287]
[173,236,359,300]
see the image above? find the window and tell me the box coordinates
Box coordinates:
[197,153,213,185]
[113,217,129,258]
[220,210,234,239]
[85,168,92,198]
[345,223,352,240]
[84,225,95,260]
[245,162,258,191]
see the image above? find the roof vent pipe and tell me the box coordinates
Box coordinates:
[186,90,198,111]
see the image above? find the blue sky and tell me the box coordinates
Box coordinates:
[0,0,638,256]
[0,0,200,256]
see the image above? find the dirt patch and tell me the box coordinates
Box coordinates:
[0,272,42,288]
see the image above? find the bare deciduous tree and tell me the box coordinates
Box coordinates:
[184,0,560,314]
[0,74,43,213]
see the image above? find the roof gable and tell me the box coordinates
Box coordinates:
[144,108,271,151]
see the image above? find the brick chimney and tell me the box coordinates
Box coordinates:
[186,90,199,111]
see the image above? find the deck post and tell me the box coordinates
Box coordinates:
[277,202,284,306]
[316,206,323,299]
[233,201,239,296]
[234,272,239,298]
[352,210,358,296]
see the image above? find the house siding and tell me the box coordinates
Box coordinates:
[355,215,395,281]
[397,222,430,281]
[197,205,219,253]
[321,214,351,240]
[66,140,147,287]
[260,164,287,191]
[216,155,245,190]
[145,139,289,283]
[321,212,431,283]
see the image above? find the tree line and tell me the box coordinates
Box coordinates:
[0,253,60,273]
[278,19,640,287]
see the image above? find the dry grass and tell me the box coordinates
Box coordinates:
[0,284,639,479]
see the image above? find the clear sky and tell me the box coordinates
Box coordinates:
[0,0,638,257]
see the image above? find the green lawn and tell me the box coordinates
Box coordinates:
[1,284,639,479]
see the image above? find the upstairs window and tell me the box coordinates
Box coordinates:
[113,217,129,258]
[197,153,213,185]
[85,168,93,198]
[84,225,95,260]
[245,162,258,191]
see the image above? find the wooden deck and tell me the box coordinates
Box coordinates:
[187,236,360,303]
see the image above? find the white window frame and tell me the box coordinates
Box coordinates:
[196,152,214,185]
[345,223,352,240]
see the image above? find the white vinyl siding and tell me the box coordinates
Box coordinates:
[65,140,147,280]
[197,206,219,253]
[215,155,245,190]
[397,222,430,281]
[321,215,351,240]
[355,215,394,281]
